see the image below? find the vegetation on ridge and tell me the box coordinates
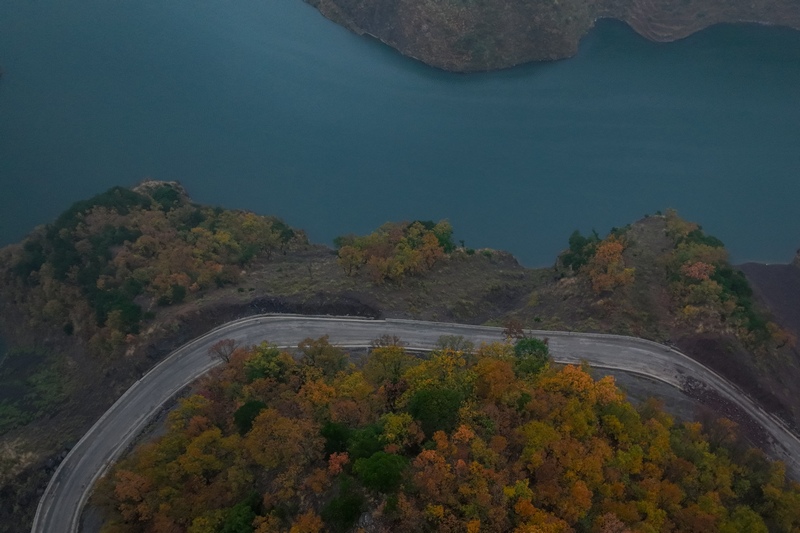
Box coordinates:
[0,182,305,356]
[505,210,791,355]
[559,230,635,296]
[334,220,454,283]
[661,211,783,348]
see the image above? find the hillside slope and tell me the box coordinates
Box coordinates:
[306,0,800,71]
[0,184,798,531]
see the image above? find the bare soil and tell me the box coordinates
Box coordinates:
[740,261,800,342]
[683,376,771,451]
[675,334,798,427]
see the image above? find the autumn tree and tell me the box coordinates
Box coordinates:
[209,338,239,363]
[245,408,323,469]
[584,235,635,294]
[244,342,295,383]
[299,336,348,379]
[337,245,364,276]
[435,334,475,353]
[363,344,414,386]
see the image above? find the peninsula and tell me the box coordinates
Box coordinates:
[305,0,800,71]
[2,182,800,532]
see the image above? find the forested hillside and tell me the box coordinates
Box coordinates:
[1,184,797,533]
[98,337,800,532]
[0,181,304,357]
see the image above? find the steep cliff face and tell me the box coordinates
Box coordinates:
[306,0,800,71]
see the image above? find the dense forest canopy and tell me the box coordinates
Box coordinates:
[98,336,800,533]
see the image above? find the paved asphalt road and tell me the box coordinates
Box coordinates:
[31,315,800,533]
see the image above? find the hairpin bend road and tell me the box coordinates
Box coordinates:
[30,315,800,533]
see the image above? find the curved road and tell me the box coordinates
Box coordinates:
[32,315,800,533]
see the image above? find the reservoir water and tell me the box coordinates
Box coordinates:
[1,0,798,266]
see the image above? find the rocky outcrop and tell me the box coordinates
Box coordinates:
[305,0,800,72]
[133,179,190,202]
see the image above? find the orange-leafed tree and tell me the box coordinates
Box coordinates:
[584,236,635,294]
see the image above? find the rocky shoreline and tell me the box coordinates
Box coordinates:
[305,0,800,72]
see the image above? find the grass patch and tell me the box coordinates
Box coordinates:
[0,402,31,433]
[0,349,69,435]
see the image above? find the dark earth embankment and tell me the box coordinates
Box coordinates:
[740,255,800,342]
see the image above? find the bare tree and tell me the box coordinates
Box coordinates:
[208,338,239,363]
[436,335,474,353]
[371,334,406,348]
[502,318,526,341]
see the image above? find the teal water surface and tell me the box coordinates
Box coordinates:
[1,0,798,265]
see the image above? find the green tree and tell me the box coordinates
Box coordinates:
[561,229,600,271]
[220,500,256,533]
[322,477,365,533]
[244,342,294,382]
[354,451,408,492]
[233,400,267,435]
[322,421,352,455]
[363,345,415,385]
[513,337,550,376]
[407,388,463,437]
[347,424,384,460]
[719,506,768,533]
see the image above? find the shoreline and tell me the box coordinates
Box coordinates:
[307,0,800,72]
